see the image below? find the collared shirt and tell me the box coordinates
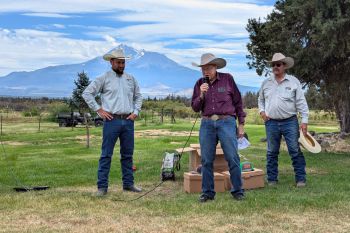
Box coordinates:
[82,70,142,115]
[258,74,309,123]
[191,72,246,124]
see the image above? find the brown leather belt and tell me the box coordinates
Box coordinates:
[112,113,131,119]
[202,114,232,121]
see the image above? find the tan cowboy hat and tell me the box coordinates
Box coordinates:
[298,130,321,153]
[192,53,226,69]
[103,48,131,61]
[268,53,294,69]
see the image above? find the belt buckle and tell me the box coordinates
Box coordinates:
[210,114,219,121]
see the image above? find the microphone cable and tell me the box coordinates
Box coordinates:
[112,113,200,202]
[0,133,31,191]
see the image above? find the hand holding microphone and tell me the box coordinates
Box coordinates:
[200,76,209,99]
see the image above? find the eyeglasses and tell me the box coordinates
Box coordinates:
[272,63,284,67]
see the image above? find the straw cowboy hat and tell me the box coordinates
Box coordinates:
[269,53,294,69]
[298,130,322,153]
[192,53,226,69]
[103,48,131,61]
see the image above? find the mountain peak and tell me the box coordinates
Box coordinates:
[0,44,258,97]
[114,44,139,57]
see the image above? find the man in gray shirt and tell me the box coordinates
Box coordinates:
[258,53,309,188]
[83,48,142,196]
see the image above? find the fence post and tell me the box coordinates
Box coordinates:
[161,107,164,124]
[71,112,74,131]
[84,114,90,148]
[0,115,2,136]
[144,111,147,125]
[171,108,176,124]
[38,115,41,133]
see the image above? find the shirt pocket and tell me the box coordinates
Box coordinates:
[279,88,295,101]
[217,86,230,103]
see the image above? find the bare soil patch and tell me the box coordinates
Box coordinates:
[135,129,198,138]
[1,141,29,146]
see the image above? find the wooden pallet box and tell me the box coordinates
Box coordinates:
[183,172,225,193]
[189,149,229,172]
[221,169,265,190]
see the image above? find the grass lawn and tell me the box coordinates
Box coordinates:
[0,121,349,233]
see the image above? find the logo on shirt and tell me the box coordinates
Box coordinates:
[285,87,292,90]
[218,87,226,93]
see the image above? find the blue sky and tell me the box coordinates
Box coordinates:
[0,0,275,87]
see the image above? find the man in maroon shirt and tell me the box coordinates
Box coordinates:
[191,53,246,202]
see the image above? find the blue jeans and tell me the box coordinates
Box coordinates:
[265,116,306,183]
[97,118,135,190]
[199,116,243,198]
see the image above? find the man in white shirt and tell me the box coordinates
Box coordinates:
[258,53,309,188]
[83,48,142,196]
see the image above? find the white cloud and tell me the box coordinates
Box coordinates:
[0,0,273,85]
[21,12,72,18]
[104,2,272,41]
[70,0,272,65]
[52,24,66,29]
[0,28,117,76]
[103,35,118,47]
[13,29,66,38]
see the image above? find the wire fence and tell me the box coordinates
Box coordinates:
[0,115,95,135]
[0,108,339,136]
[0,109,197,136]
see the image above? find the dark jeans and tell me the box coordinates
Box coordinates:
[265,116,306,183]
[199,116,243,198]
[97,118,135,190]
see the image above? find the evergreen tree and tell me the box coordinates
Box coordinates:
[246,0,350,132]
[71,71,91,113]
[305,84,334,111]
[243,91,259,109]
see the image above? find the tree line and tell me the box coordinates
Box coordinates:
[1,70,332,120]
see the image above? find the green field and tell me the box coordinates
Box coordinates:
[0,120,349,232]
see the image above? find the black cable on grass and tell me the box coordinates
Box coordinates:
[0,133,30,191]
[176,114,200,171]
[112,114,200,201]
[111,181,165,202]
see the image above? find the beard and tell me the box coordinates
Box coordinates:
[113,68,124,75]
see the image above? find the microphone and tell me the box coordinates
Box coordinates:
[201,76,209,98]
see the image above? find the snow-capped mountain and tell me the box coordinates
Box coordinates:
[0,44,258,98]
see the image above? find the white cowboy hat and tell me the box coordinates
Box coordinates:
[192,53,226,69]
[298,130,321,153]
[103,48,131,61]
[268,53,294,69]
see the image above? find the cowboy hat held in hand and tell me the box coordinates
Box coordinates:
[103,48,132,61]
[192,53,226,69]
[298,129,321,154]
[268,53,294,69]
